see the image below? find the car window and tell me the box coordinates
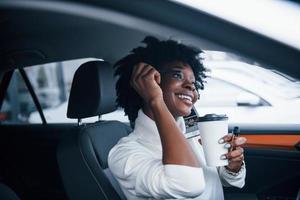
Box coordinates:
[193,51,300,124]
[1,53,300,125]
[0,58,128,124]
[0,71,39,124]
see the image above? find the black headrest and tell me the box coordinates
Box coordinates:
[67,61,117,119]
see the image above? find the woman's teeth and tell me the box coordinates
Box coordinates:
[178,94,192,102]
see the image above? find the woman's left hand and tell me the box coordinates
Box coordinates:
[221,135,247,172]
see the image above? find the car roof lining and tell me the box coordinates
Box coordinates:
[0,1,223,70]
[0,0,300,79]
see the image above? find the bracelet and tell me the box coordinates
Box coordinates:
[225,162,245,176]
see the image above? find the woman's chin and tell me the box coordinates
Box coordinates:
[176,108,192,117]
[168,103,193,118]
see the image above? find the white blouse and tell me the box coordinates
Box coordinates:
[108,109,246,200]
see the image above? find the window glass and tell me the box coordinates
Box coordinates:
[193,51,300,124]
[1,52,300,125]
[0,71,39,124]
[0,58,128,124]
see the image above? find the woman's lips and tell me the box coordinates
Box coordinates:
[176,93,193,105]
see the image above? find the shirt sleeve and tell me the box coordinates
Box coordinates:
[217,161,246,188]
[108,140,206,199]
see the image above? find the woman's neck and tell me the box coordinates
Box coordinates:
[142,106,178,121]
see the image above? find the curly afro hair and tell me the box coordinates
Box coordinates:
[114,36,207,124]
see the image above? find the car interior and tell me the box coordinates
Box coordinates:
[57,60,130,200]
[0,1,300,200]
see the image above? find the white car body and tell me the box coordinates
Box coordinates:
[195,60,300,124]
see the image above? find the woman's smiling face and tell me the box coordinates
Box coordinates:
[160,61,198,118]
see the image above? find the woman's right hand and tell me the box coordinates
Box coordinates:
[130,62,163,104]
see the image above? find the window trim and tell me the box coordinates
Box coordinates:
[18,68,47,124]
[0,71,13,110]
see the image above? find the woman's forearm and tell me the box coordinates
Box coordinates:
[149,98,200,167]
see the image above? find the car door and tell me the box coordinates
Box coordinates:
[0,62,80,200]
[194,70,300,199]
[194,68,300,199]
[224,124,300,200]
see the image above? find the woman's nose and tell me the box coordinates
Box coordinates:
[183,80,196,91]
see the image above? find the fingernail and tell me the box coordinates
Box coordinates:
[218,138,225,144]
[224,143,231,149]
[237,137,247,144]
[220,155,227,160]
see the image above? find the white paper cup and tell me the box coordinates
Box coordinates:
[197,114,229,167]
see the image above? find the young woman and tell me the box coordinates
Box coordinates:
[108,36,246,200]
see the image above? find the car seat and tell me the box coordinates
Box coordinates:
[0,183,20,200]
[57,61,130,200]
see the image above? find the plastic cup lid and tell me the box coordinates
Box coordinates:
[197,114,228,122]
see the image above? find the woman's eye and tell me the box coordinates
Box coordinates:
[172,72,184,80]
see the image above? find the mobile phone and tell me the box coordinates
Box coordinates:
[183,106,200,139]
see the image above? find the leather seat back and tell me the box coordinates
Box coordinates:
[57,61,130,200]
